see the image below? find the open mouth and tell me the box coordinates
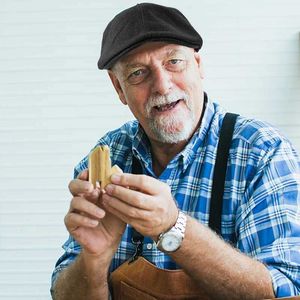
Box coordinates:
[154,99,182,112]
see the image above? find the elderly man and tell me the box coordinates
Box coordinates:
[51,3,300,299]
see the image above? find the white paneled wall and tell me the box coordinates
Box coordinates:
[0,0,299,299]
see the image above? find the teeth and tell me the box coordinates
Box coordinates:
[155,101,180,112]
[156,101,176,109]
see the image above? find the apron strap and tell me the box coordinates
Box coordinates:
[129,156,145,263]
[131,112,239,258]
[209,112,239,234]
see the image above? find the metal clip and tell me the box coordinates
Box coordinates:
[129,238,143,264]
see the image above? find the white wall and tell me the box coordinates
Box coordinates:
[0,0,299,299]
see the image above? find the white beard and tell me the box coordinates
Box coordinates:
[145,91,195,143]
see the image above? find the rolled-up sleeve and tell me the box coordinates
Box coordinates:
[50,236,82,295]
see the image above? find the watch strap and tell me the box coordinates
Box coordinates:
[156,211,187,252]
[169,210,187,237]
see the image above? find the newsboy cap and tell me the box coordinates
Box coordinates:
[97,3,203,69]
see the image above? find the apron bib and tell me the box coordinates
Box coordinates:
[110,256,210,300]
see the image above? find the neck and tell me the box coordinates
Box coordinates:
[150,139,188,177]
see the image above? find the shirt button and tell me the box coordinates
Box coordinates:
[146,243,153,250]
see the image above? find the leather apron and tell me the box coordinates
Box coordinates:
[109,112,239,299]
[109,256,210,300]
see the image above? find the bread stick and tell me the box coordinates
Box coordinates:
[88,145,122,189]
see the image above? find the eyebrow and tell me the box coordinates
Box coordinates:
[124,62,144,69]
[165,48,186,57]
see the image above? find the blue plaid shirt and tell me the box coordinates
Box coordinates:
[51,100,300,297]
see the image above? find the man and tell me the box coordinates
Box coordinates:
[51,3,300,299]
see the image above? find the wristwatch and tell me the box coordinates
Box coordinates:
[156,211,187,253]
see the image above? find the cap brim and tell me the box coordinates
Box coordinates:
[98,37,202,70]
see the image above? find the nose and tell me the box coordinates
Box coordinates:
[151,67,173,95]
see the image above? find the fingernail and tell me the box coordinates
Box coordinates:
[90,219,98,226]
[95,208,105,218]
[111,174,121,183]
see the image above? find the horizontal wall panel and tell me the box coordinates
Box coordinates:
[1,1,299,299]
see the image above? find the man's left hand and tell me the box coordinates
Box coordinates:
[101,173,178,240]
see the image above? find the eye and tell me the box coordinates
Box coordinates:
[131,69,143,77]
[169,59,182,65]
[167,58,185,71]
[127,68,148,84]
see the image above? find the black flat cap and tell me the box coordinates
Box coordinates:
[98,3,203,69]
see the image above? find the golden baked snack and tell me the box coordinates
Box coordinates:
[88,145,122,189]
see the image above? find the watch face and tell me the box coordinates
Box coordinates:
[161,233,182,252]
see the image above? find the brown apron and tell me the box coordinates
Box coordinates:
[109,256,210,300]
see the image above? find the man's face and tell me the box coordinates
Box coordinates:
[109,42,204,144]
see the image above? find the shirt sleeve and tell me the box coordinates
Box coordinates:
[236,137,300,297]
[50,236,82,295]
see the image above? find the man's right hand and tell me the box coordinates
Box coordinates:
[64,169,126,259]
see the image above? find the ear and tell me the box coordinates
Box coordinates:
[194,52,204,79]
[108,70,127,105]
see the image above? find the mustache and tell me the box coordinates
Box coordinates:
[145,91,189,115]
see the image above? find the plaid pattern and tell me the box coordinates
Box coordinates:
[51,100,300,297]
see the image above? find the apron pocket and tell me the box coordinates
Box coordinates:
[120,280,157,300]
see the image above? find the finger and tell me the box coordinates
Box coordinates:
[70,196,105,219]
[69,178,95,197]
[102,200,158,237]
[110,173,163,195]
[69,170,101,201]
[83,188,101,203]
[105,184,152,210]
[65,212,99,232]
[102,193,150,221]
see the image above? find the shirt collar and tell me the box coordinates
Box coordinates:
[179,94,215,170]
[132,93,216,173]
[132,124,152,171]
